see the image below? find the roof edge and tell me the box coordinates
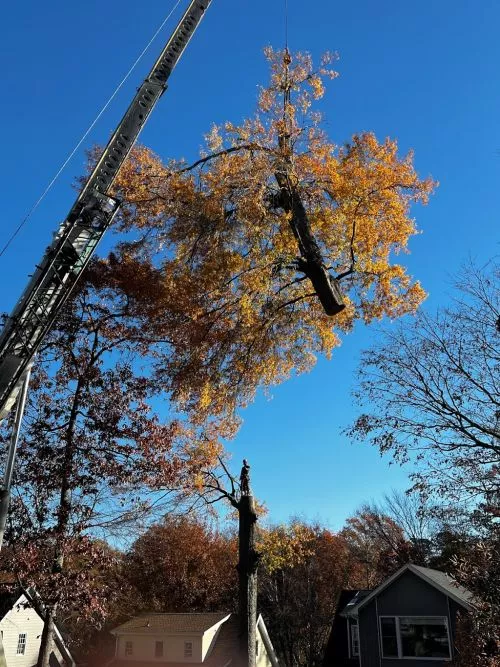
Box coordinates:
[351,564,474,615]
[111,613,232,636]
[257,615,279,667]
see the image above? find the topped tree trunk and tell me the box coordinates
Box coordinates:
[237,460,259,667]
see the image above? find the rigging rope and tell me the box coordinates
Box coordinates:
[0,0,184,260]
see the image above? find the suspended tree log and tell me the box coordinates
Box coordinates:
[274,168,345,316]
[274,51,345,317]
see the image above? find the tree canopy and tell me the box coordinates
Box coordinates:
[103,47,434,429]
[349,260,499,504]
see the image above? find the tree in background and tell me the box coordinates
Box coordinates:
[361,491,437,565]
[339,508,410,586]
[2,47,435,664]
[257,521,361,667]
[0,271,218,662]
[122,514,237,614]
[349,260,499,506]
[452,536,500,666]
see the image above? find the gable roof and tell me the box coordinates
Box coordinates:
[339,589,371,617]
[109,614,278,667]
[348,564,474,615]
[0,588,22,620]
[111,612,231,635]
[0,586,75,667]
[410,565,474,608]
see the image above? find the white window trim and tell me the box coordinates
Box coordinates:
[16,633,27,655]
[351,624,360,657]
[379,615,452,661]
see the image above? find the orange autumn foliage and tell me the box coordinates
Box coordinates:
[98,48,435,426]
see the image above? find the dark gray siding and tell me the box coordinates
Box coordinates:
[377,570,449,617]
[359,571,455,667]
[358,601,379,667]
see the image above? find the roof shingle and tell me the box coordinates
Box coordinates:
[411,565,474,607]
[112,613,230,635]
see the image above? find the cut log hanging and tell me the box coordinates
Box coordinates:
[274,169,345,316]
[274,56,345,318]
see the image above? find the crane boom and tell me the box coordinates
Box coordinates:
[0,0,212,420]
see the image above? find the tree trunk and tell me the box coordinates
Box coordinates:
[36,605,55,667]
[274,170,345,316]
[238,494,259,667]
[37,379,82,667]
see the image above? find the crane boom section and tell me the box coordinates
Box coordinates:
[0,0,212,420]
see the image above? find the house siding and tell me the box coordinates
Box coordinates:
[358,601,379,667]
[256,625,272,667]
[0,594,66,667]
[359,571,455,667]
[116,634,203,662]
[202,622,224,661]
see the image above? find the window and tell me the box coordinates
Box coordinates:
[125,641,133,656]
[380,616,451,659]
[17,634,26,655]
[380,617,398,657]
[184,642,193,658]
[155,641,164,658]
[350,624,360,657]
[255,640,259,657]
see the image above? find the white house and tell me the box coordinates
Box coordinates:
[0,587,74,667]
[109,612,279,667]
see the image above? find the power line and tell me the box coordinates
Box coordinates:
[0,0,184,260]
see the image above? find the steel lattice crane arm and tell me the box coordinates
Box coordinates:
[0,0,212,420]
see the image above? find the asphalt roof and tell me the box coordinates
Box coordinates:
[341,589,371,616]
[111,613,230,635]
[110,615,244,667]
[411,565,474,607]
[349,564,475,614]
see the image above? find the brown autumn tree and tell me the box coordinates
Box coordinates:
[339,509,411,587]
[121,514,238,614]
[451,536,500,667]
[257,521,358,667]
[0,271,221,663]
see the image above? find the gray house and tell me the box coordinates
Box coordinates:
[324,564,474,667]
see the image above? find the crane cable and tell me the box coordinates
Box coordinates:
[0,0,184,260]
[284,0,289,51]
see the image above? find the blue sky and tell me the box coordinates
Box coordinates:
[1,0,498,530]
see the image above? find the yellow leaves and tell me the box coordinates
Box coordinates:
[258,522,317,573]
[308,74,325,99]
[105,48,435,440]
[205,124,223,151]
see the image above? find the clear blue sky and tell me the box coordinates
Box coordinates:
[1,0,498,530]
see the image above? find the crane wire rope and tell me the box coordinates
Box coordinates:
[0,0,184,260]
[284,0,289,51]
